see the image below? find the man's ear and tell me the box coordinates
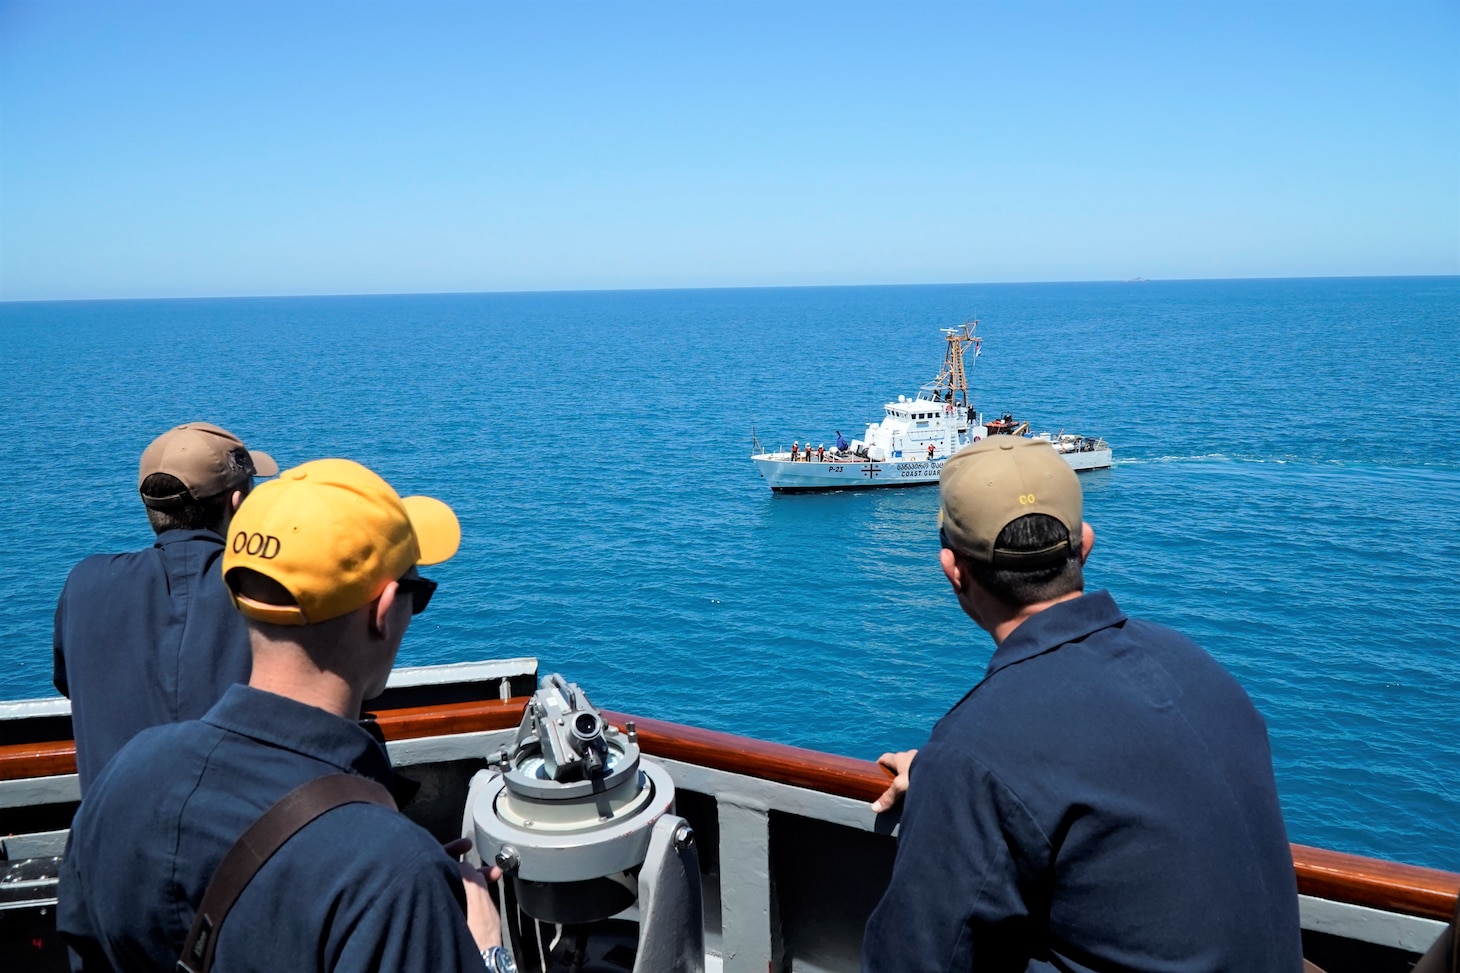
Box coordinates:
[940,546,965,594]
[368,581,400,640]
[230,490,244,513]
[1079,523,1095,565]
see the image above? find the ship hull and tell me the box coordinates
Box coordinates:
[753,445,1112,492]
[1059,447,1113,472]
[752,456,944,491]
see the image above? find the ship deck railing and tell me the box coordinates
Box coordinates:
[1,660,1454,973]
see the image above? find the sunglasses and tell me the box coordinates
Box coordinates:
[396,575,437,615]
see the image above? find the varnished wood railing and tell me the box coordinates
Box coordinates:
[1290,843,1457,923]
[3,695,1456,922]
[0,739,76,782]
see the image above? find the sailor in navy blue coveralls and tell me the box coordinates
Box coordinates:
[53,528,253,793]
[58,685,485,972]
[54,421,275,793]
[862,591,1303,972]
[58,457,507,971]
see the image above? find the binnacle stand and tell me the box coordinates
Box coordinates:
[464,674,704,973]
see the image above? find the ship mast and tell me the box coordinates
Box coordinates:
[937,320,981,409]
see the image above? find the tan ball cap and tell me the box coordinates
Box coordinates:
[939,436,1082,567]
[138,422,279,507]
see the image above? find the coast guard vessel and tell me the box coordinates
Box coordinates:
[751,321,1112,493]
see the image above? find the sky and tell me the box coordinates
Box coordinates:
[1,1,1456,301]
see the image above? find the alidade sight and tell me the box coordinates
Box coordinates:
[466,673,703,972]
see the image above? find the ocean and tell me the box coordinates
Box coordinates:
[1,277,1456,871]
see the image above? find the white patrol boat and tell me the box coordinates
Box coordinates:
[751,322,1112,493]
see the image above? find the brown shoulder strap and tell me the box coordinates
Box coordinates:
[176,773,396,973]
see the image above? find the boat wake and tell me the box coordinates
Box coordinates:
[1115,454,1460,472]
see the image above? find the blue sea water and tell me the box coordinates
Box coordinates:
[1,277,1457,871]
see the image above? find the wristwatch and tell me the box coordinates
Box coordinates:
[481,946,517,973]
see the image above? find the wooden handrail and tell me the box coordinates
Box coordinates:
[599,709,891,803]
[1292,843,1459,923]
[371,697,524,740]
[0,698,531,783]
[0,740,77,782]
[4,694,1456,922]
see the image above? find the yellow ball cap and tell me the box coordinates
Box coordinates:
[223,458,461,625]
[402,495,461,565]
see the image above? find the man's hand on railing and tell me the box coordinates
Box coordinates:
[871,749,918,813]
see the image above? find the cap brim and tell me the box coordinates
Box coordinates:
[249,450,280,477]
[403,495,461,565]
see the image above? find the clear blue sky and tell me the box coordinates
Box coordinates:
[1,1,1455,300]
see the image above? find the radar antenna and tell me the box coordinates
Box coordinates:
[927,320,981,409]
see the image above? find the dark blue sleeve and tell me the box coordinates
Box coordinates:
[332,848,486,973]
[53,580,70,697]
[56,830,115,972]
[862,743,1047,973]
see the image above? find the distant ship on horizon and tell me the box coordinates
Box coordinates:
[751,321,1112,493]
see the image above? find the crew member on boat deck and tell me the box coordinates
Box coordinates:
[791,441,800,461]
[817,444,826,462]
[58,458,513,973]
[862,436,1302,973]
[927,443,935,460]
[52,421,279,793]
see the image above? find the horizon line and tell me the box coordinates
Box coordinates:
[2,272,1456,306]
